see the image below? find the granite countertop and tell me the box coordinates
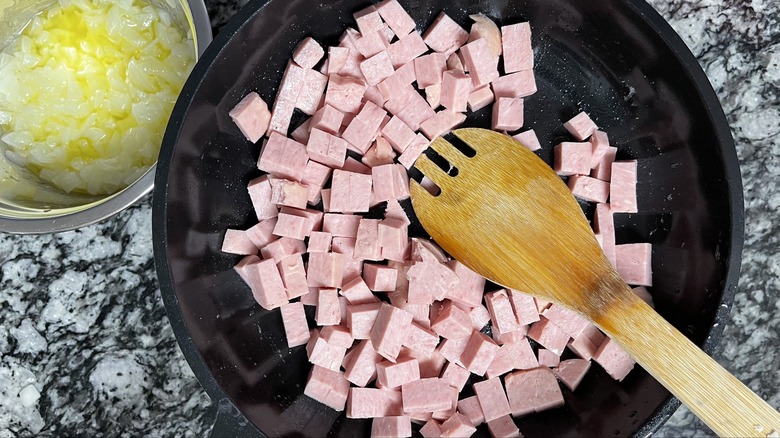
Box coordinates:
[1,0,778,436]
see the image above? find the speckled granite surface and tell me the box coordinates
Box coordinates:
[0,0,778,436]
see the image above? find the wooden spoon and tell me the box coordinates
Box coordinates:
[409,127,780,438]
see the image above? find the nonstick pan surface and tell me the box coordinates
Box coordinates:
[152,0,743,436]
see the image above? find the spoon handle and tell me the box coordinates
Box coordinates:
[597,290,780,438]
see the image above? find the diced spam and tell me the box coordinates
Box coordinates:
[541,305,591,339]
[258,133,310,181]
[512,129,542,152]
[537,349,560,367]
[344,339,382,386]
[398,133,431,169]
[593,338,635,381]
[304,364,350,411]
[317,288,341,326]
[527,317,570,356]
[403,322,440,357]
[459,38,499,87]
[415,53,447,88]
[568,174,610,203]
[268,62,305,135]
[553,358,591,391]
[330,170,373,213]
[459,330,500,376]
[401,378,453,413]
[615,243,652,286]
[363,263,398,291]
[229,92,271,143]
[610,160,639,213]
[472,377,511,422]
[307,329,347,371]
[347,302,382,340]
[247,176,280,221]
[297,69,328,115]
[440,70,471,113]
[504,367,564,417]
[371,416,412,438]
[422,12,469,54]
[501,22,533,73]
[591,146,618,181]
[375,0,415,37]
[221,229,257,255]
[439,361,471,391]
[234,255,288,310]
[307,252,345,288]
[492,97,524,131]
[457,396,485,427]
[563,111,598,141]
[372,303,415,361]
[554,141,592,176]
[439,412,476,437]
[278,254,309,299]
[280,302,310,347]
[377,356,421,389]
[347,387,403,418]
[485,289,521,334]
[492,70,536,98]
[355,218,382,261]
[420,110,467,141]
[293,37,325,69]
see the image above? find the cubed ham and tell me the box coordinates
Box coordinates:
[401,378,453,413]
[593,338,635,381]
[472,377,511,422]
[355,218,382,261]
[440,70,471,113]
[372,164,400,202]
[280,206,323,235]
[432,386,459,421]
[361,50,396,86]
[306,128,348,168]
[354,5,383,34]
[320,325,354,348]
[430,301,472,341]
[527,317,570,355]
[420,110,467,141]
[363,137,398,167]
[258,132,310,181]
[492,97,524,131]
[338,277,376,306]
[277,254,309,299]
[363,263,398,291]
[247,176,279,221]
[440,413,476,437]
[372,303,414,361]
[343,101,388,153]
[553,358,591,391]
[445,262,485,308]
[292,119,313,146]
[568,174,610,203]
[308,231,332,253]
[485,338,538,379]
[501,22,533,73]
[537,349,560,367]
[229,92,271,143]
[459,330,500,376]
[426,83,442,109]
[610,160,639,213]
[293,37,325,69]
[389,31,428,68]
[487,415,521,438]
[304,364,350,411]
[457,396,485,427]
[415,53,447,88]
[407,260,459,305]
[492,70,536,99]
[589,130,610,167]
[440,362,471,391]
[423,12,469,54]
[273,212,308,240]
[348,387,403,418]
[375,0,415,37]
[323,213,362,237]
[280,302,310,347]
[563,111,598,141]
[307,329,347,371]
[541,305,590,339]
[268,62,306,135]
[467,85,494,112]
[591,146,618,181]
[316,288,341,326]
[512,129,542,152]
[381,116,417,153]
[466,305,491,331]
[371,416,412,438]
[307,252,345,288]
[355,30,390,58]
[234,255,288,310]
[325,73,368,114]
[567,333,600,361]
[504,367,564,417]
[460,38,500,87]
[395,90,436,131]
[332,236,356,255]
[553,141,592,176]
[379,218,409,260]
[398,133,431,169]
[403,322,439,357]
[297,69,328,115]
[377,356,421,389]
[507,290,540,325]
[330,170,373,213]
[221,229,257,255]
[245,218,278,249]
[260,237,305,263]
[301,161,333,204]
[485,289,521,334]
[344,339,382,386]
[420,419,443,438]
[615,243,652,286]
[417,350,447,378]
[311,104,345,135]
[593,203,617,268]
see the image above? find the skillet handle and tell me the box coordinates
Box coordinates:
[209,397,264,438]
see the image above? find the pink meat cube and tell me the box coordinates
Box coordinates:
[445,262,485,309]
[363,137,397,167]
[280,206,323,235]
[420,419,443,438]
[310,104,344,135]
[457,396,484,427]
[485,289,521,334]
[381,116,416,153]
[316,288,341,326]
[410,238,448,263]
[396,92,436,132]
[507,290,540,325]
[330,170,373,213]
[553,358,591,391]
[372,164,399,202]
[401,378,453,413]
[379,218,409,259]
[247,176,279,221]
[432,386,458,421]
[568,174,610,203]
[260,237,305,262]
[306,128,347,168]
[593,338,635,381]
[423,12,469,54]
[320,325,354,349]
[591,146,618,181]
[332,237,357,255]
[258,132,309,181]
[487,416,521,438]
[307,252,345,288]
[460,38,500,87]
[504,367,564,416]
[354,218,382,261]
[584,324,606,346]
[221,229,257,255]
[472,377,511,422]
[277,254,309,299]
[354,30,389,58]
[589,130,611,167]
[304,364,350,411]
[512,129,542,152]
[398,133,431,169]
[407,261,459,305]
[371,416,412,438]
[527,317,570,355]
[502,22,533,73]
[564,111,598,141]
[440,70,471,113]
[537,349,560,367]
[354,5,383,35]
[272,212,308,241]
[426,83,442,109]
[307,330,347,371]
[363,263,398,291]
[467,85,494,112]
[484,339,534,379]
[492,97,524,131]
[466,305,491,331]
[343,339,382,386]
[377,356,421,389]
[293,37,324,69]
[372,303,414,361]
[340,275,378,305]
[301,288,319,307]
[403,322,440,357]
[440,362,471,391]
[440,413,476,437]
[280,302,310,347]
[492,70,537,99]
[342,102,387,154]
[420,110,467,141]
[234,255,288,310]
[417,350,447,379]
[459,331,500,376]
[302,160,332,203]
[322,213,361,238]
[415,53,447,88]
[541,304,590,339]
[229,92,271,143]
[348,387,403,418]
[296,69,328,116]
[268,62,305,135]
[610,160,639,213]
[361,50,395,86]
[388,31,428,68]
[567,335,599,361]
[245,218,278,249]
[375,0,415,36]
[325,73,367,114]
[554,141,592,176]
[594,203,617,268]
[436,337,467,366]
[308,231,332,253]
[615,243,652,286]
[396,61,417,85]
[384,198,410,225]
[327,46,349,73]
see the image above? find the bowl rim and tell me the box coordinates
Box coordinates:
[0,0,213,235]
[152,0,745,435]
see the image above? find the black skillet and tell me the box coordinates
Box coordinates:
[152,0,744,436]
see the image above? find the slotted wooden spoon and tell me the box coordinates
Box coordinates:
[409,128,780,438]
